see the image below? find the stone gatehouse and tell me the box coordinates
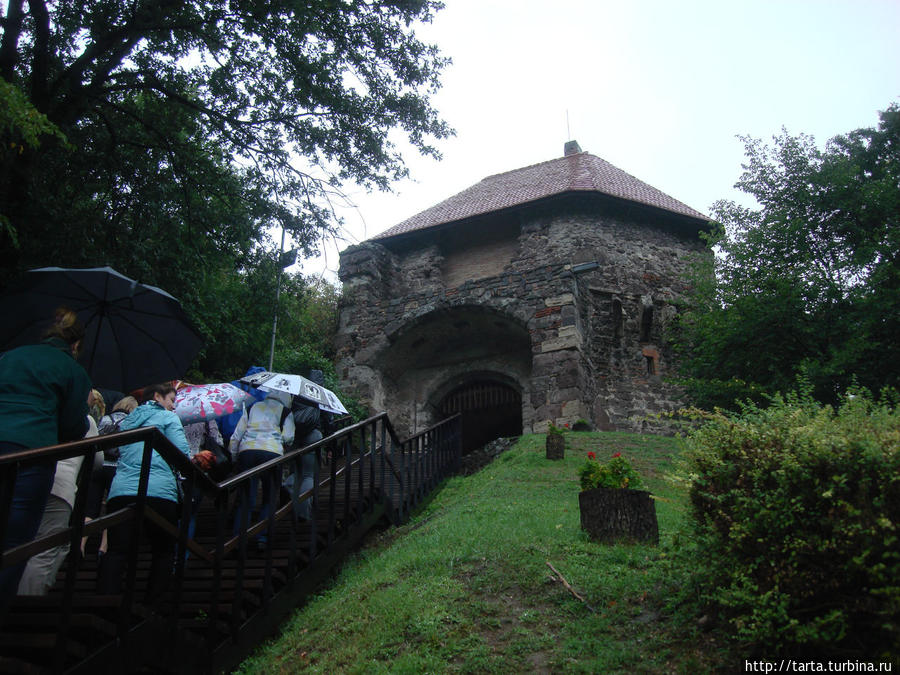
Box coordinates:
[336,141,710,451]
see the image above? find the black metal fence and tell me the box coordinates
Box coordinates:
[0,412,461,673]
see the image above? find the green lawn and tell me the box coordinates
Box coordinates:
[236,432,730,673]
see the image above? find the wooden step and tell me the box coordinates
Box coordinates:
[2,610,116,636]
[0,656,43,675]
[0,632,88,659]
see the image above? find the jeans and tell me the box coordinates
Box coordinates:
[0,442,55,615]
[97,496,178,603]
[232,449,280,545]
[84,463,117,520]
[289,429,322,521]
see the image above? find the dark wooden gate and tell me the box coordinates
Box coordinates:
[439,380,522,453]
[0,413,461,674]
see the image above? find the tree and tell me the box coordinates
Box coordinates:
[675,104,900,408]
[0,78,64,246]
[0,0,451,281]
[0,0,451,383]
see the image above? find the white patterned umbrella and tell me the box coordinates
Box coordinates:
[240,371,348,415]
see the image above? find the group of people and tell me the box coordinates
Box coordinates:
[0,307,328,616]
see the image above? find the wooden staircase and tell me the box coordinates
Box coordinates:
[0,413,461,674]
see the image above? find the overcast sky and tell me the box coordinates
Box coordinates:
[299,0,900,280]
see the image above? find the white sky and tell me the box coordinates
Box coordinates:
[298,0,900,281]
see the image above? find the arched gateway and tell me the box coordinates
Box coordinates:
[359,304,531,451]
[437,379,522,454]
[337,141,711,446]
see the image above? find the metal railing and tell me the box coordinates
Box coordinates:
[0,411,461,673]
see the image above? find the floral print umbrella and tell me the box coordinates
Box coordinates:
[174,382,257,425]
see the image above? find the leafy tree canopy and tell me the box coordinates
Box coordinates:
[0,0,451,395]
[0,0,450,270]
[675,103,900,408]
[0,0,450,241]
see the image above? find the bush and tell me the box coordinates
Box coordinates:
[683,390,899,658]
[578,452,644,491]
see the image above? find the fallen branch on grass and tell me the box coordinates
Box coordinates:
[546,562,597,613]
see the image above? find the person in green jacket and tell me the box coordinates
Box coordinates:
[0,307,92,614]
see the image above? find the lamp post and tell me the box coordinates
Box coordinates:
[268,226,298,371]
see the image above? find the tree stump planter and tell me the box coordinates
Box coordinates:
[578,487,659,545]
[545,433,565,459]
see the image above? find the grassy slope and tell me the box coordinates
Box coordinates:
[237,432,729,673]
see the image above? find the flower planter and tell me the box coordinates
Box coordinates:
[578,487,659,545]
[545,433,565,459]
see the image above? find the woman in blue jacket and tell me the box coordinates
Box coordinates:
[97,382,192,601]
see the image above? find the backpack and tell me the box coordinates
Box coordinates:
[291,402,321,439]
[97,411,128,461]
[199,420,232,482]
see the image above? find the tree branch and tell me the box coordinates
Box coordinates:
[546,562,597,613]
[0,0,25,82]
[48,2,195,122]
[27,0,50,109]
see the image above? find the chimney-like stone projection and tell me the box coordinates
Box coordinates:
[337,143,711,449]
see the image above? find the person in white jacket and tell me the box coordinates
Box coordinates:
[18,415,102,595]
[229,390,294,548]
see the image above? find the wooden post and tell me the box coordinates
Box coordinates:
[545,433,565,459]
[578,487,658,544]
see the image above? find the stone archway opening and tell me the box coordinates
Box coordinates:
[374,304,533,440]
[438,379,522,454]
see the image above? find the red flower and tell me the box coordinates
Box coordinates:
[612,452,622,458]
[587,451,596,460]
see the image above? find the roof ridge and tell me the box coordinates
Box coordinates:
[478,151,585,182]
[373,149,708,241]
[575,153,705,215]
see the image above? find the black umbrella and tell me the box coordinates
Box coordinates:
[0,266,203,392]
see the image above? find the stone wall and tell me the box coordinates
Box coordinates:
[337,199,707,437]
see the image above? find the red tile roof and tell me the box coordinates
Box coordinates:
[374,151,709,240]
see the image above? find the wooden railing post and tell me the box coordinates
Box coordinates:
[210,489,228,647]
[53,442,95,673]
[309,446,321,562]
[118,437,154,641]
[261,466,278,607]
[343,434,352,525]
[368,423,376,515]
[357,426,365,520]
[327,441,337,550]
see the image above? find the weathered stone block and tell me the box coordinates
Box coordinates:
[545,293,575,306]
[541,326,581,352]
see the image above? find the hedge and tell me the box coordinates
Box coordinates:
[682,391,899,658]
